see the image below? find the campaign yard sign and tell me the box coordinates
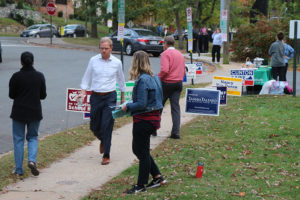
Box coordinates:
[216,86,227,105]
[116,81,134,102]
[212,76,242,96]
[195,62,203,75]
[230,69,254,86]
[185,88,220,116]
[66,88,92,112]
[185,63,197,79]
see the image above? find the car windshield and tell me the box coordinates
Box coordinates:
[134,30,159,36]
[27,25,41,30]
[65,25,77,30]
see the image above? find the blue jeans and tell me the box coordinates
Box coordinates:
[12,120,40,175]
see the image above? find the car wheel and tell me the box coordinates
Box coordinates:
[152,52,161,57]
[125,44,133,55]
[35,34,40,38]
[0,53,2,63]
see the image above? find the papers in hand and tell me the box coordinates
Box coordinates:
[111,100,132,119]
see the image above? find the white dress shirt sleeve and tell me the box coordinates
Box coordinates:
[116,61,126,92]
[80,58,93,90]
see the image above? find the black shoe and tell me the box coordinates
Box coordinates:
[146,176,167,189]
[28,161,39,176]
[125,184,146,194]
[152,130,157,136]
[169,134,180,139]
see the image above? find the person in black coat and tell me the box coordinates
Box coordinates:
[9,51,47,176]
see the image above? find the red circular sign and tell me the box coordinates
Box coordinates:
[46,2,56,16]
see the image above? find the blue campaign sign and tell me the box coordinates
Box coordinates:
[185,88,220,116]
[216,86,227,105]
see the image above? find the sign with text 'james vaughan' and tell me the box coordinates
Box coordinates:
[230,69,254,86]
[212,76,242,96]
[185,88,220,116]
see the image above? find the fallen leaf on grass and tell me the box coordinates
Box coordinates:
[231,192,246,197]
[269,134,279,138]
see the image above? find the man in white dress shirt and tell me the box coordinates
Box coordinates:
[78,37,126,165]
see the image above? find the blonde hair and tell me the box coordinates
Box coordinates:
[129,51,153,80]
[100,37,113,47]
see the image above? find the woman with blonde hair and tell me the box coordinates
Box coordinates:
[122,51,167,194]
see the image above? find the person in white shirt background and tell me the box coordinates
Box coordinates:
[211,28,223,64]
[77,37,126,165]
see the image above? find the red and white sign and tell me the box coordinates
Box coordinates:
[66,88,92,112]
[186,7,192,22]
[46,2,56,16]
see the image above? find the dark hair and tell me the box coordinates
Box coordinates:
[277,32,284,41]
[21,51,34,67]
[164,36,175,46]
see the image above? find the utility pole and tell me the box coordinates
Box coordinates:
[221,0,231,64]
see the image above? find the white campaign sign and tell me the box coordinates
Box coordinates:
[289,20,300,39]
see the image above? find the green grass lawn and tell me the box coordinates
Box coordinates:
[83,95,300,200]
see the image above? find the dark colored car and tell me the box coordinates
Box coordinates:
[20,24,57,38]
[172,29,187,40]
[109,28,164,57]
[63,24,87,37]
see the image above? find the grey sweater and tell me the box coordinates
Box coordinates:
[268,40,285,67]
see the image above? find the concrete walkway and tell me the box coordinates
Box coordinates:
[0,98,195,200]
[0,40,240,200]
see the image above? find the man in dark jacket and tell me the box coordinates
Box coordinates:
[9,51,47,176]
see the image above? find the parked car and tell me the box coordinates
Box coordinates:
[109,28,164,57]
[172,29,187,40]
[20,24,57,38]
[63,24,87,37]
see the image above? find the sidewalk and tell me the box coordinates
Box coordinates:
[0,98,195,200]
[0,40,239,200]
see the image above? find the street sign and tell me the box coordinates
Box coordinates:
[289,20,300,39]
[118,0,125,41]
[127,20,134,28]
[46,2,56,16]
[186,7,193,52]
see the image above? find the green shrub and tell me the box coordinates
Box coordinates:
[25,17,34,26]
[58,11,63,18]
[69,14,74,19]
[6,0,14,3]
[16,0,24,9]
[231,18,289,62]
[0,0,6,7]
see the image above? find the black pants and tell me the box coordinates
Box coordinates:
[212,45,221,62]
[132,120,161,185]
[162,82,182,137]
[90,92,116,157]
[271,66,285,81]
[283,63,288,81]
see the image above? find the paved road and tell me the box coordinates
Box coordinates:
[0,37,161,154]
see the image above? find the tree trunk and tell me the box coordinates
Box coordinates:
[90,0,98,38]
[174,8,184,50]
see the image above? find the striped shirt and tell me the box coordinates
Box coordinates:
[133,110,161,130]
